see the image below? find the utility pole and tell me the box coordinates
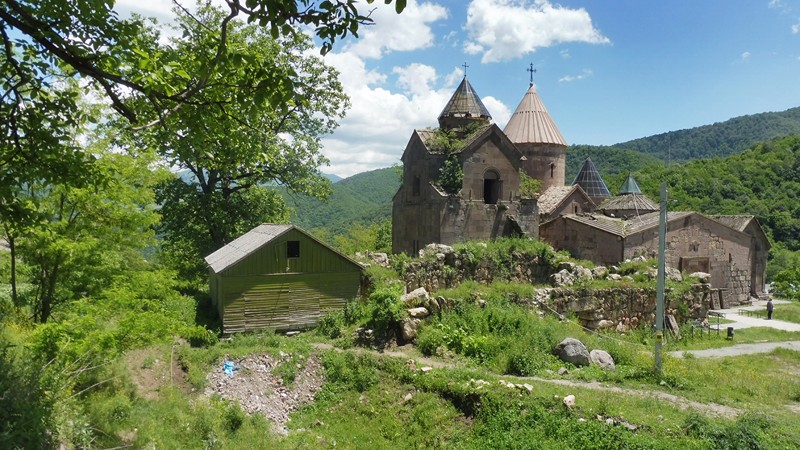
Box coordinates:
[654,183,667,376]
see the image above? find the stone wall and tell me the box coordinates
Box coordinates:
[538,284,710,332]
[401,248,556,293]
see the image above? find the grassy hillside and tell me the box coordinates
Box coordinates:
[7,239,798,448]
[283,167,399,235]
[566,146,662,182]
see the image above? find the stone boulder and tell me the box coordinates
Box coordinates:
[591,266,608,279]
[402,318,421,341]
[554,338,591,367]
[665,267,682,282]
[401,287,430,307]
[551,269,576,287]
[407,307,429,319]
[690,272,711,283]
[419,243,454,258]
[589,349,616,370]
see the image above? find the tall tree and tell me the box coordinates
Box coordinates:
[126,3,348,278]
[16,146,164,323]
[0,0,405,125]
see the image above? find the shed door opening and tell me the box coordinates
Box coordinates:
[287,240,300,258]
[483,170,501,204]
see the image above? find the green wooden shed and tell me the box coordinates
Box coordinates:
[205,224,363,334]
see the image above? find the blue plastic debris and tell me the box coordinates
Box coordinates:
[223,360,239,377]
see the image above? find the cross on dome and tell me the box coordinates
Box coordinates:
[527,63,537,86]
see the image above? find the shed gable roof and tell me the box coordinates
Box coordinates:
[204,224,360,274]
[459,123,525,164]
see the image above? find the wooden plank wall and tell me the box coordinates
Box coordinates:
[221,272,360,333]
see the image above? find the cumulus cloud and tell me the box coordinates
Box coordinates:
[322,56,460,176]
[559,69,593,83]
[792,18,800,33]
[464,0,609,63]
[482,96,512,129]
[394,64,438,96]
[343,1,448,59]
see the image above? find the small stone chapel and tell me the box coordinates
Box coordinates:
[391,71,769,305]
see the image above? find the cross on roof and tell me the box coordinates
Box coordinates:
[462,62,469,77]
[527,63,537,86]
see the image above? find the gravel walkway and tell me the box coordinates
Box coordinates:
[670,299,800,358]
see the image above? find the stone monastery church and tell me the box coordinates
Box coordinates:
[392,75,769,306]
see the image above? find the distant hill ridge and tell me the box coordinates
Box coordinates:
[283,167,399,235]
[567,106,800,179]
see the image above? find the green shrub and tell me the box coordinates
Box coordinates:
[416,324,447,356]
[342,299,367,324]
[367,285,405,335]
[317,310,345,339]
[506,351,557,376]
[682,412,771,449]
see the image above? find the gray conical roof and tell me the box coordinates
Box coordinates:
[572,157,611,200]
[618,174,642,195]
[438,76,492,123]
[503,84,567,146]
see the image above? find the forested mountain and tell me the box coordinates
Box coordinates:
[611,135,800,250]
[567,107,800,178]
[566,146,662,181]
[616,107,800,161]
[283,167,400,235]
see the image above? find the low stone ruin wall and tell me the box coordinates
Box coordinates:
[402,252,556,293]
[534,284,711,332]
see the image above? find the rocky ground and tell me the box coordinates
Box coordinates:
[204,352,325,435]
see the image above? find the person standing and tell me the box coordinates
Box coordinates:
[767,299,774,320]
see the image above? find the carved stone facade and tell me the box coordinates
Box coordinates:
[540,211,770,306]
[392,78,560,255]
[391,75,769,303]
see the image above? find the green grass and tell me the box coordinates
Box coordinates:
[665,326,800,351]
[747,301,800,323]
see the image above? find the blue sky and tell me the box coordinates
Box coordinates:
[121,0,800,177]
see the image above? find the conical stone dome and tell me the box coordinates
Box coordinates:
[438,76,492,129]
[504,84,567,146]
[572,157,611,203]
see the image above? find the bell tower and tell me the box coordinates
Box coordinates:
[503,65,568,191]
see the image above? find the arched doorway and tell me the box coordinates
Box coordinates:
[483,170,501,204]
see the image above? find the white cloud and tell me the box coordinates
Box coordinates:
[792,18,800,33]
[482,96,512,129]
[741,51,751,61]
[464,0,610,63]
[322,57,462,176]
[343,1,449,59]
[560,49,571,59]
[559,69,593,83]
[394,64,438,96]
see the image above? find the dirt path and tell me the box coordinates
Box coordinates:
[312,343,741,418]
[506,376,740,418]
[669,341,800,359]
